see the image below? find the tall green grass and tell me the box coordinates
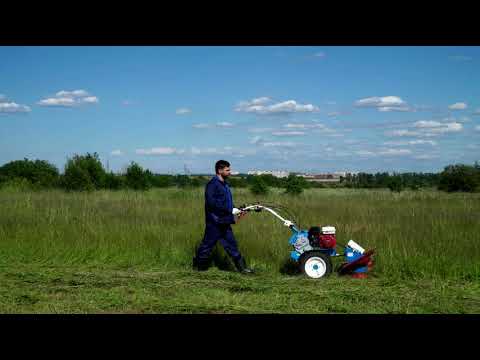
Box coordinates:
[0,187,479,281]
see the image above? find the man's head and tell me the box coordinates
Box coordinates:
[215,160,231,179]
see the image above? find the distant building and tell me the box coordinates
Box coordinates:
[247,170,290,178]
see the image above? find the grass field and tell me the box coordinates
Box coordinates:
[0,186,479,313]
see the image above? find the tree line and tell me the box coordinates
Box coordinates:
[0,153,479,194]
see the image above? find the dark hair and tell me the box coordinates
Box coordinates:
[215,160,230,174]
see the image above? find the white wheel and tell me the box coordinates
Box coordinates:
[304,257,327,278]
[299,251,332,279]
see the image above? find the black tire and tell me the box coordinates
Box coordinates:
[299,251,332,279]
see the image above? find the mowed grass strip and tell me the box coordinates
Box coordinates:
[0,187,479,313]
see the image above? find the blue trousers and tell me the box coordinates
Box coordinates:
[196,222,241,261]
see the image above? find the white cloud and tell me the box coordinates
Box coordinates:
[384,140,437,146]
[271,131,306,136]
[192,123,210,129]
[428,122,463,134]
[413,154,438,160]
[192,122,235,129]
[387,122,463,137]
[176,108,191,115]
[216,122,235,128]
[475,125,480,131]
[136,147,185,155]
[250,136,264,145]
[378,148,412,156]
[313,52,326,58]
[235,97,319,115]
[354,96,412,112]
[0,95,31,114]
[38,89,99,107]
[356,150,376,157]
[248,127,274,133]
[56,90,89,97]
[110,150,123,156]
[449,102,467,110]
[414,120,443,128]
[0,101,31,114]
[262,141,298,148]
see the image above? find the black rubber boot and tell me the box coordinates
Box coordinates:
[234,257,254,274]
[193,257,210,271]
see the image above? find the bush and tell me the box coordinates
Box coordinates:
[438,164,480,193]
[284,174,308,196]
[249,176,269,195]
[0,158,60,189]
[62,152,106,191]
[387,176,404,193]
[150,175,175,188]
[104,172,125,190]
[125,162,151,190]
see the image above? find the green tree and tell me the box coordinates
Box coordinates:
[438,164,480,192]
[0,158,60,189]
[125,162,151,190]
[284,174,308,195]
[62,153,106,191]
[249,176,269,195]
[387,175,404,193]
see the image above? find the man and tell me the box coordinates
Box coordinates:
[193,160,254,274]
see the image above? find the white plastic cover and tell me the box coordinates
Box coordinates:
[321,226,336,234]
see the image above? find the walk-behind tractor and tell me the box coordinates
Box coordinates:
[235,203,375,279]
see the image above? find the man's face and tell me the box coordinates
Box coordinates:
[218,166,231,178]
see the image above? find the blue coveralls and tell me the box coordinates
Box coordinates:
[195,176,242,262]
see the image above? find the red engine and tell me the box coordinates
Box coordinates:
[308,226,337,249]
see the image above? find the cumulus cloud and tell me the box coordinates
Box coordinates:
[387,122,463,137]
[0,101,31,114]
[192,123,210,129]
[378,148,412,156]
[235,97,319,115]
[384,140,437,146]
[413,154,439,160]
[110,150,123,156]
[271,131,306,137]
[176,108,191,115]
[262,141,298,148]
[192,122,235,129]
[216,122,235,128]
[449,102,467,110]
[250,136,264,145]
[414,120,443,128]
[248,127,274,133]
[0,95,31,114]
[356,150,376,157]
[37,89,99,107]
[136,147,185,155]
[354,96,412,112]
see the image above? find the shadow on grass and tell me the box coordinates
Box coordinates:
[279,257,301,276]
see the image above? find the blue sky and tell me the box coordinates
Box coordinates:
[1,46,479,174]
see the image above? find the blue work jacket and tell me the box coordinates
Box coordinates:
[204,175,236,225]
